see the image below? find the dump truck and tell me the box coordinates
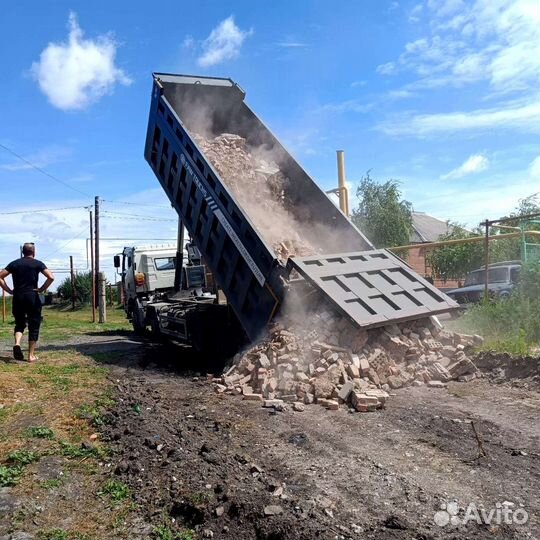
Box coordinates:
[121,72,457,352]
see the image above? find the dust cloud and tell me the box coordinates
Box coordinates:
[193,132,320,262]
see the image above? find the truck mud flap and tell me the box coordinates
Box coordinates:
[287,250,459,329]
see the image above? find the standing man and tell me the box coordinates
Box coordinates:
[0,243,54,362]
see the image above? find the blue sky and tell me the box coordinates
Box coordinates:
[0,0,538,281]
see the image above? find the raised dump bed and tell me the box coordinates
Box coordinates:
[144,73,374,340]
[144,73,457,340]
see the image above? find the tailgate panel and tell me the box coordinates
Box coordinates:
[288,250,459,329]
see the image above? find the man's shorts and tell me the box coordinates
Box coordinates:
[12,291,42,341]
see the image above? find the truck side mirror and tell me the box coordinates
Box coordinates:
[114,255,121,268]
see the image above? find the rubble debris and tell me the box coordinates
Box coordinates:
[263,504,284,516]
[193,132,318,261]
[215,308,481,413]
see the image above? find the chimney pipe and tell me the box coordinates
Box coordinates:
[336,150,350,217]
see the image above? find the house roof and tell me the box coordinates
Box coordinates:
[410,212,451,243]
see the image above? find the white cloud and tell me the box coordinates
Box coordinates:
[408,4,423,22]
[529,156,540,179]
[0,189,177,288]
[381,0,540,94]
[182,35,195,49]
[319,100,375,114]
[441,154,489,180]
[197,16,253,67]
[427,0,465,17]
[30,12,131,111]
[376,61,397,75]
[378,98,540,136]
[0,145,71,171]
[276,42,308,48]
[386,89,415,100]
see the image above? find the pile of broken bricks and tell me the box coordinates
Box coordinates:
[214,307,484,413]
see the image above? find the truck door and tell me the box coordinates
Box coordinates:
[123,249,135,298]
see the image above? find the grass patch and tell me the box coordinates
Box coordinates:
[99,479,130,503]
[8,449,41,466]
[177,531,196,540]
[0,303,130,343]
[153,525,196,540]
[448,262,540,355]
[59,441,105,459]
[0,464,23,486]
[26,426,55,439]
[40,478,63,490]
[75,404,106,427]
[0,305,140,536]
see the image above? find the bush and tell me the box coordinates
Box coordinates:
[57,271,93,304]
[459,261,540,353]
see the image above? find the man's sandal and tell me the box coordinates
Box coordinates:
[13,345,24,361]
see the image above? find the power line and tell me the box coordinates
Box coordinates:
[102,214,176,223]
[42,227,89,259]
[0,143,92,198]
[101,209,175,218]
[102,198,171,208]
[97,238,176,241]
[0,205,89,216]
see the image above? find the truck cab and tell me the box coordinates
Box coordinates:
[115,246,178,333]
[114,243,241,354]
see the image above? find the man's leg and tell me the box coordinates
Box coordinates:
[12,296,26,360]
[28,340,38,361]
[27,294,42,362]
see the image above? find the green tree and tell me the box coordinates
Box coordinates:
[57,271,93,304]
[426,224,484,281]
[351,172,413,248]
[427,194,539,281]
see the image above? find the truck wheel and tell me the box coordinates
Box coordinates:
[131,301,146,335]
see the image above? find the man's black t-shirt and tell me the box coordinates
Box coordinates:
[5,257,47,294]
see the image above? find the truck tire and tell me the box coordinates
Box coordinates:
[131,300,146,335]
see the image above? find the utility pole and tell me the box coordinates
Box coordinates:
[98,272,107,323]
[483,219,489,302]
[90,209,96,322]
[174,218,185,292]
[94,196,101,318]
[69,256,76,310]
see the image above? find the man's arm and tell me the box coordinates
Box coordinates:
[37,268,55,293]
[0,269,13,295]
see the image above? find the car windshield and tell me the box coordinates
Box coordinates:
[154,257,176,271]
[464,267,509,286]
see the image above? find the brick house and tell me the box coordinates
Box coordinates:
[407,212,462,290]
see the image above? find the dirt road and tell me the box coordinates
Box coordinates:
[97,341,539,540]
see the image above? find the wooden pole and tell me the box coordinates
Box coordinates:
[70,256,76,310]
[98,272,106,323]
[484,219,490,302]
[2,288,5,323]
[118,282,124,306]
[94,196,100,309]
[90,209,96,323]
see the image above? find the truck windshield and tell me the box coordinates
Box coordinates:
[464,267,509,286]
[154,257,176,271]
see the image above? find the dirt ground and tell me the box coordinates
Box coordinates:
[1,331,539,540]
